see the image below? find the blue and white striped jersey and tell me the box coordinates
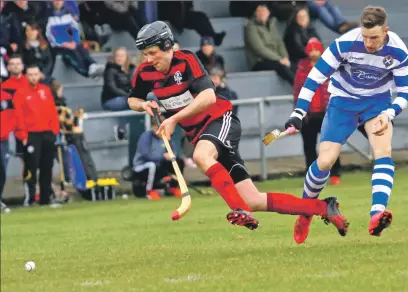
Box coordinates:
[295,28,408,119]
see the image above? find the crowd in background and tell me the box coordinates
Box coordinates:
[0,0,358,210]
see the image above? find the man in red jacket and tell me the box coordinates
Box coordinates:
[293,38,341,185]
[2,55,29,158]
[2,55,29,94]
[0,88,27,212]
[13,65,60,206]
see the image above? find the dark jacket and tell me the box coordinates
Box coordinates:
[3,1,47,31]
[196,50,225,73]
[22,43,54,77]
[101,62,135,104]
[268,1,307,22]
[216,85,238,116]
[0,12,21,48]
[284,21,320,66]
[157,1,193,33]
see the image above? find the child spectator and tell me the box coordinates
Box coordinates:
[293,38,341,185]
[22,22,54,84]
[196,36,225,73]
[132,118,184,200]
[101,47,135,141]
[209,67,238,116]
[46,0,104,78]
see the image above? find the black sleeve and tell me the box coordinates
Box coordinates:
[183,50,215,94]
[41,48,54,77]
[104,67,128,97]
[128,67,152,100]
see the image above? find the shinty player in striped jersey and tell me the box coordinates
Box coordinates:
[127,21,348,236]
[285,6,408,243]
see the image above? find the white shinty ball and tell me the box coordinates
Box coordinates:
[25,261,36,272]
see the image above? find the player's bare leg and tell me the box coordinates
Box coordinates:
[364,119,394,236]
[234,178,348,238]
[193,140,259,230]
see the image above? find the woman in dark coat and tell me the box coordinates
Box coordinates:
[22,22,54,83]
[284,7,320,71]
[101,47,135,140]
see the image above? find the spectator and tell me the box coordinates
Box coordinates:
[13,65,60,206]
[0,0,21,79]
[102,0,147,40]
[2,55,29,158]
[78,1,146,43]
[293,38,341,185]
[196,36,225,73]
[209,67,238,116]
[158,1,226,46]
[3,0,47,32]
[307,0,358,34]
[284,7,320,71]
[22,22,54,84]
[268,1,307,22]
[46,0,104,78]
[101,47,135,141]
[244,4,294,85]
[0,88,27,212]
[132,118,184,200]
[229,1,260,18]
[2,55,29,95]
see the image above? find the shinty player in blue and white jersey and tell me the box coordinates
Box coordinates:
[284,6,408,243]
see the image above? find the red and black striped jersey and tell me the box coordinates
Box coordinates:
[128,49,232,144]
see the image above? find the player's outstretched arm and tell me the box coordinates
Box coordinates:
[285,41,343,130]
[170,88,216,123]
[128,97,160,117]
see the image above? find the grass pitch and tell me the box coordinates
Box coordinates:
[2,167,408,292]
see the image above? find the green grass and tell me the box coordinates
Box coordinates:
[2,167,408,292]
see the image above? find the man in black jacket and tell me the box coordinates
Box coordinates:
[0,0,21,79]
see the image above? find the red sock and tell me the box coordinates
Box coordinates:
[205,163,251,211]
[266,192,326,216]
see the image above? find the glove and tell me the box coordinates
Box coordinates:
[285,109,305,130]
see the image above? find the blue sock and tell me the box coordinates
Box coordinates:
[370,157,394,217]
[303,161,331,199]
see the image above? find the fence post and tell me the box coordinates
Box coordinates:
[258,101,267,181]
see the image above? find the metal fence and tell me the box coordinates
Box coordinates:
[83,95,374,180]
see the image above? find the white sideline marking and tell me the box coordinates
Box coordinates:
[305,272,342,278]
[164,274,203,283]
[79,280,111,287]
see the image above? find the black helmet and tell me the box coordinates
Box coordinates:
[135,21,174,51]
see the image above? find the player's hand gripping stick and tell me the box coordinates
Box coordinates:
[146,93,192,220]
[263,126,298,146]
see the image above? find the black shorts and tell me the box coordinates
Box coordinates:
[198,111,249,183]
